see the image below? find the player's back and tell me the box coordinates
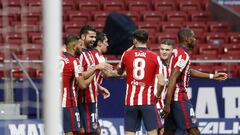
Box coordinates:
[120,47,161,106]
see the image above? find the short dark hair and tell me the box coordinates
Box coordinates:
[178,27,193,43]
[132,29,148,44]
[79,25,96,37]
[64,34,79,46]
[93,31,107,47]
[161,39,174,46]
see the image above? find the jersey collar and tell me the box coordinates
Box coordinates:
[179,44,189,53]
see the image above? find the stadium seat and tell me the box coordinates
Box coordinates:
[4,33,28,45]
[218,53,240,60]
[192,54,218,60]
[137,22,159,34]
[189,11,211,22]
[205,32,227,45]
[153,0,176,11]
[185,22,207,33]
[156,33,178,44]
[207,22,230,32]
[28,32,43,44]
[227,32,240,44]
[165,11,188,22]
[161,22,183,33]
[63,21,85,33]
[118,11,140,22]
[93,11,111,22]
[4,0,22,12]
[102,0,126,11]
[27,0,42,13]
[88,21,104,32]
[142,11,164,22]
[62,0,76,12]
[12,22,39,32]
[0,12,18,23]
[78,0,101,11]
[197,44,223,55]
[126,1,151,11]
[67,11,92,22]
[178,1,202,11]
[223,44,240,55]
[21,12,41,24]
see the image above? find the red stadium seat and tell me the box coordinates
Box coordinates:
[165,11,188,22]
[5,0,22,12]
[126,1,151,11]
[21,12,41,24]
[223,44,240,55]
[88,21,104,32]
[142,11,164,22]
[137,22,159,34]
[207,22,230,32]
[67,11,92,22]
[189,11,211,22]
[205,32,227,45]
[192,54,218,60]
[118,11,140,22]
[161,22,183,33]
[218,54,240,60]
[27,0,42,13]
[153,0,176,11]
[0,12,18,23]
[93,11,111,22]
[185,22,207,33]
[4,33,28,45]
[78,0,101,11]
[178,1,202,11]
[12,22,39,32]
[227,32,240,44]
[156,33,178,44]
[63,21,85,33]
[28,32,43,44]
[62,0,76,12]
[197,44,223,55]
[102,0,126,11]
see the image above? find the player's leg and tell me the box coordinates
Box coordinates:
[124,106,140,135]
[172,100,199,135]
[63,107,81,135]
[163,103,176,135]
[141,105,162,135]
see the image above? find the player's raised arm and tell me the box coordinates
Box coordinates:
[190,69,228,80]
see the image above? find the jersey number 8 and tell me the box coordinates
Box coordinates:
[133,58,145,80]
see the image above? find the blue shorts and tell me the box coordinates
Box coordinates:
[164,100,198,131]
[62,107,81,133]
[124,105,162,132]
[78,103,98,133]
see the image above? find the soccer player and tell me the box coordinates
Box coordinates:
[161,28,228,135]
[117,29,164,135]
[60,35,95,135]
[77,25,112,135]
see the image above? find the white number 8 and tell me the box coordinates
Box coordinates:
[133,58,145,80]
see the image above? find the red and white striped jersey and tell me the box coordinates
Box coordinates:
[77,48,98,103]
[168,46,191,101]
[154,61,169,109]
[119,47,162,106]
[61,52,82,107]
[91,49,106,85]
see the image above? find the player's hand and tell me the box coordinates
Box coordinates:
[161,104,170,118]
[96,62,113,71]
[213,72,228,81]
[100,87,110,99]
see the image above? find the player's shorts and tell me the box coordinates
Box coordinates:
[164,100,198,131]
[78,102,98,133]
[62,107,81,133]
[124,105,162,132]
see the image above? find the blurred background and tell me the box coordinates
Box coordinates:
[0,0,239,134]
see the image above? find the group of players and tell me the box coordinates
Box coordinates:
[60,25,228,135]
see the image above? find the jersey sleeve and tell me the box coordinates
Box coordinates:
[73,59,83,77]
[174,52,189,72]
[118,51,126,69]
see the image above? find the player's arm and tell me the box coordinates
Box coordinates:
[82,62,113,79]
[76,74,95,90]
[161,69,181,118]
[190,69,228,80]
[97,84,110,99]
[156,73,165,98]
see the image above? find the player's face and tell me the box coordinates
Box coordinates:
[100,37,109,53]
[74,40,83,55]
[83,31,96,49]
[188,31,196,49]
[159,44,173,61]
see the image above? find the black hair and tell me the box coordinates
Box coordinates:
[132,29,148,44]
[79,25,96,37]
[178,27,193,43]
[93,31,107,48]
[64,34,79,46]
